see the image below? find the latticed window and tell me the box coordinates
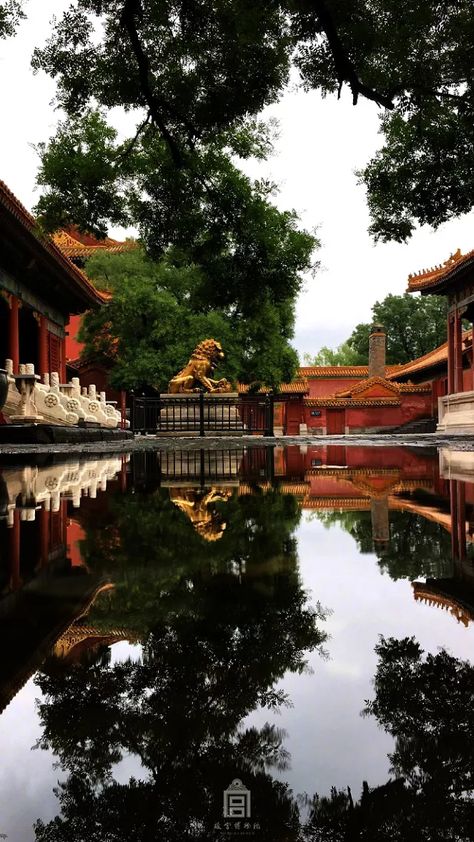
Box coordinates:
[48,333,61,376]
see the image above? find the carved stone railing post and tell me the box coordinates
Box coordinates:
[11,364,43,422]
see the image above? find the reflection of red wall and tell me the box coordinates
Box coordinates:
[67,519,86,567]
[273,443,439,482]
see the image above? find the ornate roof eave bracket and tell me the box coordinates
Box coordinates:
[407,248,474,294]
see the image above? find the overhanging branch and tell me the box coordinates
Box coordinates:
[120,0,184,166]
[313,0,395,109]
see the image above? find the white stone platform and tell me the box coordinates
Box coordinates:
[437,392,474,435]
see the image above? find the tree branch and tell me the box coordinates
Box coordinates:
[118,110,152,161]
[120,0,184,166]
[313,0,395,110]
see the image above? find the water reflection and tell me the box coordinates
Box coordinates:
[1,445,474,839]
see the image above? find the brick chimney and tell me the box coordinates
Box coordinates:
[368,324,386,379]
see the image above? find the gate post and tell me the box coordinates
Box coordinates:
[264,395,274,437]
[199,390,205,437]
[131,394,136,434]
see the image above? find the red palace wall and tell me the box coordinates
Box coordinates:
[307,377,363,398]
[302,391,432,434]
[66,314,85,362]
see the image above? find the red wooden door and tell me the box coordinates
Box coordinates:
[326,409,345,435]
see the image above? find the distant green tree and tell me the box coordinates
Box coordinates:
[306,293,447,367]
[349,294,447,365]
[303,341,361,367]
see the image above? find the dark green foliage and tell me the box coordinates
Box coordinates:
[81,242,311,389]
[316,507,453,580]
[31,1,474,243]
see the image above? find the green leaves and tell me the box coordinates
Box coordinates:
[0,1,25,40]
[35,112,129,236]
[80,248,305,388]
[28,0,474,242]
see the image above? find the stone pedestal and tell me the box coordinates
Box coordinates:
[437,391,474,434]
[158,392,244,436]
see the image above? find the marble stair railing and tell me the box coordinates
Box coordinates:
[2,360,121,428]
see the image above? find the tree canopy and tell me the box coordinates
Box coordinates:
[27,0,474,244]
[81,238,313,389]
[305,292,447,366]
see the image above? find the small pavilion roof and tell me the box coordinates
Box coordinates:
[53,226,137,259]
[408,247,474,294]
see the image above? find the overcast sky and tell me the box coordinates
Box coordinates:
[1,1,473,358]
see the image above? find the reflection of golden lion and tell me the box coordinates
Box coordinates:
[170,487,232,541]
[168,339,232,394]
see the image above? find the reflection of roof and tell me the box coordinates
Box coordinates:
[387,331,471,381]
[0,180,108,307]
[412,581,474,627]
[408,248,474,293]
[54,226,137,259]
[53,625,140,660]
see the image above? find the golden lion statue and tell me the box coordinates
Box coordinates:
[168,339,232,393]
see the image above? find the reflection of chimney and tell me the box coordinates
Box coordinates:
[371,498,390,553]
[369,324,386,379]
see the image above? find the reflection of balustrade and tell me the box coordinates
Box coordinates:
[2,359,121,428]
[1,456,126,523]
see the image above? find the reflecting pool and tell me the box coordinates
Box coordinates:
[1,444,474,840]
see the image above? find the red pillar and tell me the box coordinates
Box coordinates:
[454,310,463,393]
[457,480,467,560]
[60,336,66,382]
[120,390,127,430]
[38,315,48,378]
[8,509,21,590]
[447,313,454,394]
[471,322,474,391]
[39,506,50,569]
[8,295,19,372]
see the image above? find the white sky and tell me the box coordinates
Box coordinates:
[1,1,473,358]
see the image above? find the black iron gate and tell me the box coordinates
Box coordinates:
[131,393,274,436]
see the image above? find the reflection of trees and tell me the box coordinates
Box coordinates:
[80,487,307,632]
[304,636,474,841]
[316,509,452,580]
[34,487,326,841]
